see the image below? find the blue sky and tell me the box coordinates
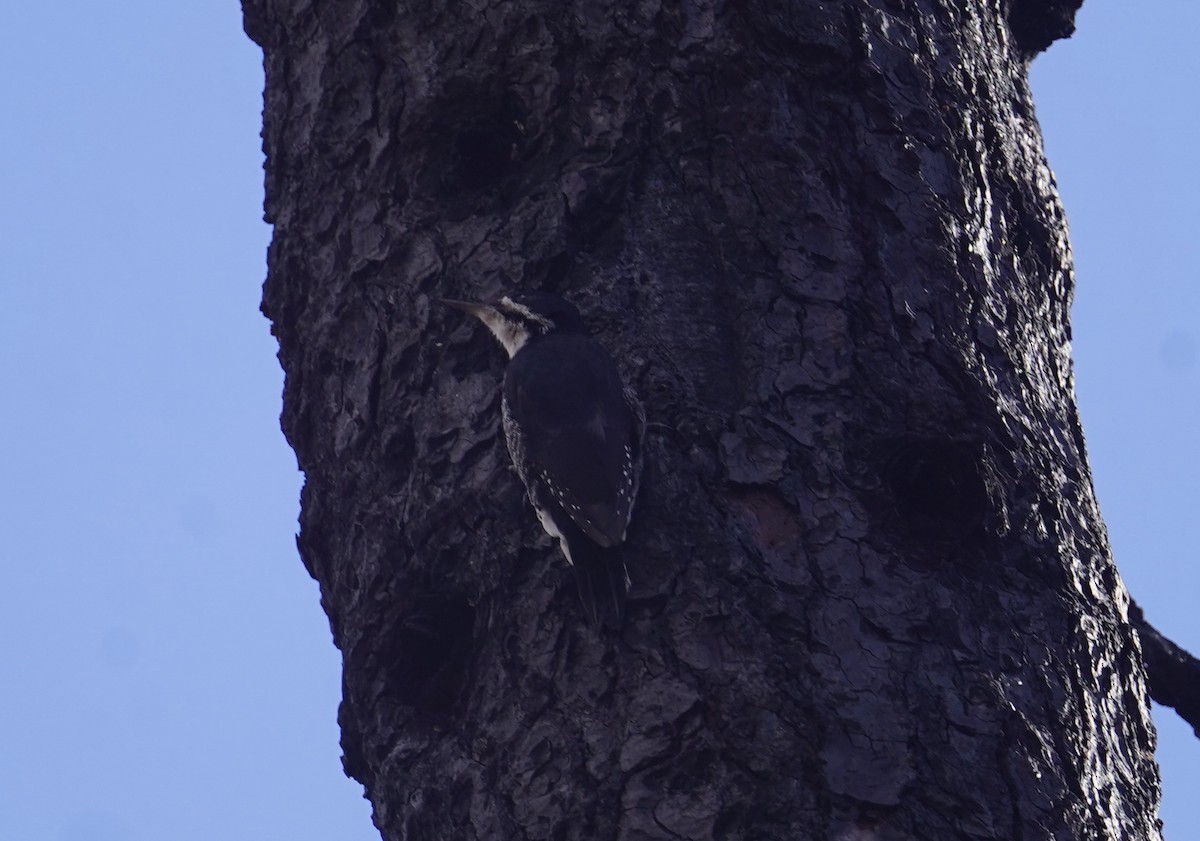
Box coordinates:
[0,3,1193,839]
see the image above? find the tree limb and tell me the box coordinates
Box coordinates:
[1131,599,1200,739]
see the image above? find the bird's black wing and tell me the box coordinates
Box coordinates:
[503,334,638,547]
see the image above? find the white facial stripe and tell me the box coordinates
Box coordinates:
[499,296,554,331]
[475,307,531,358]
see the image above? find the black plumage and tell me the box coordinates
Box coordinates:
[445,292,644,624]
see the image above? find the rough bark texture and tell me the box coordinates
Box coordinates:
[242,0,1161,838]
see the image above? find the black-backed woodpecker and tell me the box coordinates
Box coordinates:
[444,292,645,624]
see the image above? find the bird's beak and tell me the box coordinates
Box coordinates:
[440,298,494,321]
[440,298,527,358]
[441,298,509,337]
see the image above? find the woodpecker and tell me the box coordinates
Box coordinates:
[444,291,645,624]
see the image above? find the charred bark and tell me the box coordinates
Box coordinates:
[242,0,1161,838]
[1131,600,1200,739]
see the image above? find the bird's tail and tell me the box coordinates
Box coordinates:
[568,539,629,628]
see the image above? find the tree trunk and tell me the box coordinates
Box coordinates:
[241,0,1161,838]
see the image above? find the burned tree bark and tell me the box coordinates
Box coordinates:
[242,0,1161,838]
[1132,601,1200,740]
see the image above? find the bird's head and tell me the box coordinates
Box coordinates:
[442,291,586,358]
